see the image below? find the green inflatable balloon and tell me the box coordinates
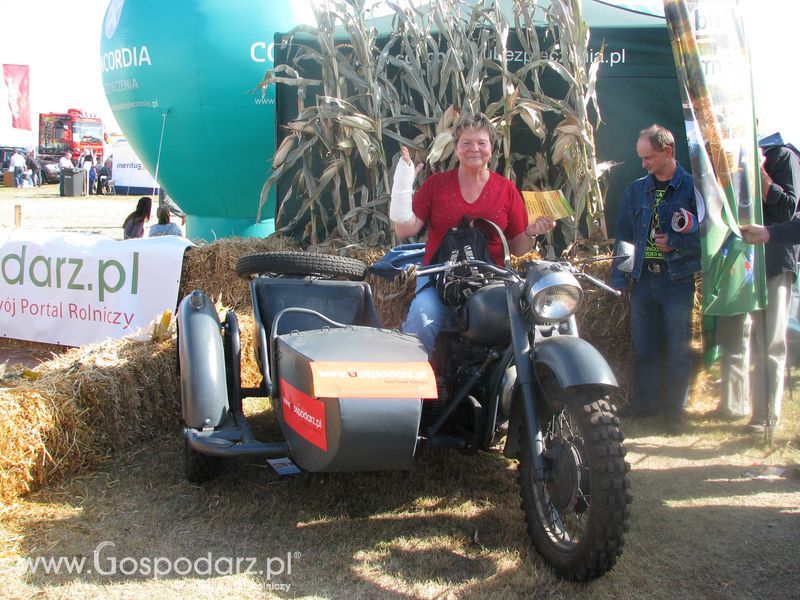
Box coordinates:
[100,0,312,239]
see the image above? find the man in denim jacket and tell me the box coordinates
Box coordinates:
[611,124,701,429]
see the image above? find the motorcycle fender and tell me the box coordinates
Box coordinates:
[503,337,617,459]
[178,290,229,429]
[533,336,618,389]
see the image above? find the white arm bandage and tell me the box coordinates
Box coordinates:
[389,159,416,223]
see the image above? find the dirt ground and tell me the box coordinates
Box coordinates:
[0,403,798,599]
[1,186,799,599]
[0,184,138,240]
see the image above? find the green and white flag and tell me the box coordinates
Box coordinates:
[664,0,766,317]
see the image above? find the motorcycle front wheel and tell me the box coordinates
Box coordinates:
[519,388,631,581]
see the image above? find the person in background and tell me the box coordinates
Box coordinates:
[122,196,152,239]
[715,132,800,433]
[741,218,800,246]
[87,162,97,194]
[9,149,25,188]
[25,151,40,187]
[611,124,701,432]
[58,150,73,196]
[96,159,112,195]
[390,112,555,354]
[80,150,95,195]
[148,205,183,237]
[158,187,187,226]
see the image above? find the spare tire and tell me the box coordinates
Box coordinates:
[235,251,367,280]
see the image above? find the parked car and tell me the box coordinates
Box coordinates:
[39,158,61,184]
[0,146,26,172]
[1,147,60,185]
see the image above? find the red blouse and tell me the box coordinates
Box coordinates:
[412,169,528,265]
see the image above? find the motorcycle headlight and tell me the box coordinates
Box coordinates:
[531,284,582,320]
[525,262,583,321]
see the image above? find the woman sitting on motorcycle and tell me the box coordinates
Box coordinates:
[390,112,555,353]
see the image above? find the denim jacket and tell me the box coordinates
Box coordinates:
[611,162,701,289]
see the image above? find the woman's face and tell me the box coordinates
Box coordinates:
[455,127,492,170]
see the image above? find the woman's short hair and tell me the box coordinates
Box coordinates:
[453,112,497,146]
[156,205,171,225]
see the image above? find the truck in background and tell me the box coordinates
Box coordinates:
[36,109,105,184]
[39,108,105,160]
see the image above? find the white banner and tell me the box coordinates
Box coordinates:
[0,231,192,346]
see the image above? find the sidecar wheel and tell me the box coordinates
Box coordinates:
[235,252,367,280]
[518,389,631,581]
[184,437,226,484]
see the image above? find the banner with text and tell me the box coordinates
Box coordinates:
[0,231,192,346]
[664,0,766,316]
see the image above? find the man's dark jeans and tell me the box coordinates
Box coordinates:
[630,267,695,418]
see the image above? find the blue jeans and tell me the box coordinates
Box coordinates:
[630,268,695,417]
[13,167,23,188]
[401,276,455,354]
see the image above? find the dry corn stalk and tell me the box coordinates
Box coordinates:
[260,0,612,251]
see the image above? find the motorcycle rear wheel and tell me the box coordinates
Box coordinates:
[519,390,631,581]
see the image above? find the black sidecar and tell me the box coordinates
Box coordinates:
[178,252,436,481]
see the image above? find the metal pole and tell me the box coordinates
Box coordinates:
[152,109,170,197]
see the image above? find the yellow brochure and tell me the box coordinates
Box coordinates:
[522,190,575,221]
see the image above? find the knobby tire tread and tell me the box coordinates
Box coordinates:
[519,393,632,581]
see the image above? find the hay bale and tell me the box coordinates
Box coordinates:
[179,236,301,311]
[236,313,262,389]
[0,387,87,503]
[0,336,179,503]
[365,271,417,329]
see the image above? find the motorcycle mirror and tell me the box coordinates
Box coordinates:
[613,240,635,273]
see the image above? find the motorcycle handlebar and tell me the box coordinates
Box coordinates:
[415,259,522,282]
[414,258,620,296]
[575,271,622,297]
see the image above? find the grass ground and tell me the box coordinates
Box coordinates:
[0,184,138,240]
[0,390,797,599]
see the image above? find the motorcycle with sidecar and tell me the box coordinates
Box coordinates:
[177,241,632,581]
